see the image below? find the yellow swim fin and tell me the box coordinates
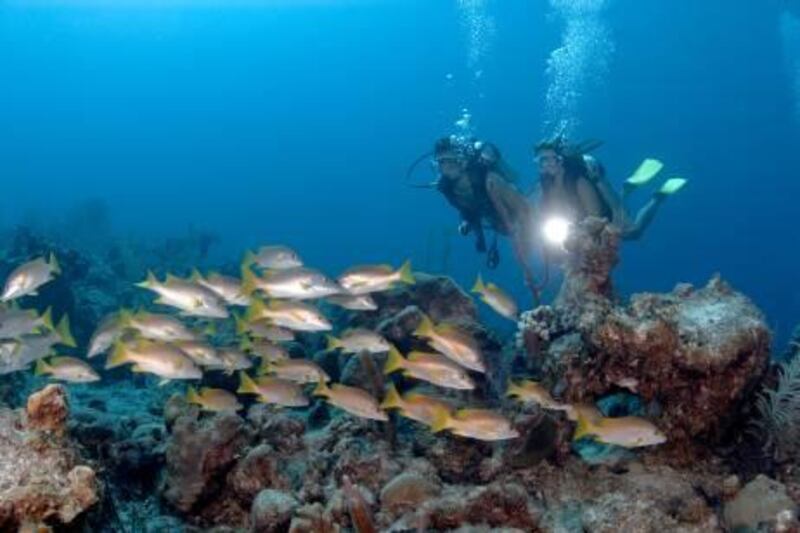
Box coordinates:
[659,177,688,196]
[625,158,663,188]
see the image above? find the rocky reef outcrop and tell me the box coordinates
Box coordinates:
[0,385,99,530]
[517,218,771,457]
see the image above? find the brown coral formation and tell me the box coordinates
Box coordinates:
[0,387,99,530]
[519,217,771,454]
[26,384,70,433]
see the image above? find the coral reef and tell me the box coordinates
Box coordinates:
[0,385,99,530]
[1,221,796,532]
[517,218,771,457]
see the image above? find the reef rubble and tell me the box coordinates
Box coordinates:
[0,384,99,530]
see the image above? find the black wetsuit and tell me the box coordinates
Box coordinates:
[437,166,499,251]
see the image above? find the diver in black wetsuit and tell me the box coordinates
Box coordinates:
[433,137,497,260]
[431,136,540,296]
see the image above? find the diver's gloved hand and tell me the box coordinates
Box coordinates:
[486,247,500,269]
[458,221,471,236]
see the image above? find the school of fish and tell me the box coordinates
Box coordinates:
[0,248,667,448]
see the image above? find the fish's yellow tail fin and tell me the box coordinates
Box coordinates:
[186,386,201,405]
[256,358,272,377]
[239,336,253,352]
[40,307,54,332]
[242,250,257,270]
[237,371,257,394]
[397,260,415,285]
[244,299,267,323]
[573,408,600,441]
[56,315,76,348]
[380,383,404,411]
[105,341,129,369]
[313,378,330,398]
[118,308,134,327]
[471,273,486,294]
[383,345,406,375]
[429,406,453,434]
[34,358,51,376]
[233,312,247,335]
[413,314,435,339]
[326,335,342,351]
[240,266,259,297]
[506,380,522,398]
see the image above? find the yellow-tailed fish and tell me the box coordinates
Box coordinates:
[237,372,309,407]
[471,274,518,321]
[209,347,253,374]
[245,299,331,332]
[241,337,289,363]
[20,315,76,351]
[244,245,303,271]
[136,271,228,319]
[191,269,251,307]
[234,314,296,341]
[573,410,667,448]
[325,293,378,311]
[186,386,242,412]
[87,312,127,358]
[35,356,100,383]
[413,315,484,373]
[506,379,571,412]
[0,305,53,339]
[1,253,60,302]
[380,383,454,426]
[313,380,388,421]
[119,310,198,342]
[173,340,224,367]
[326,328,390,355]
[241,266,341,300]
[4,331,64,373]
[337,260,415,295]
[430,407,519,441]
[106,339,202,380]
[259,358,329,384]
[384,346,475,390]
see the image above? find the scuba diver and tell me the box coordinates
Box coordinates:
[408,135,541,299]
[432,137,534,264]
[533,137,687,243]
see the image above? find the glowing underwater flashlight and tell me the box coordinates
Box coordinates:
[542,216,571,247]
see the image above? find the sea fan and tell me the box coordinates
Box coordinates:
[753,347,800,461]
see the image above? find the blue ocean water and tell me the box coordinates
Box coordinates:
[1,0,798,346]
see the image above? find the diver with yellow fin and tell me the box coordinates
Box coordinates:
[534,137,687,245]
